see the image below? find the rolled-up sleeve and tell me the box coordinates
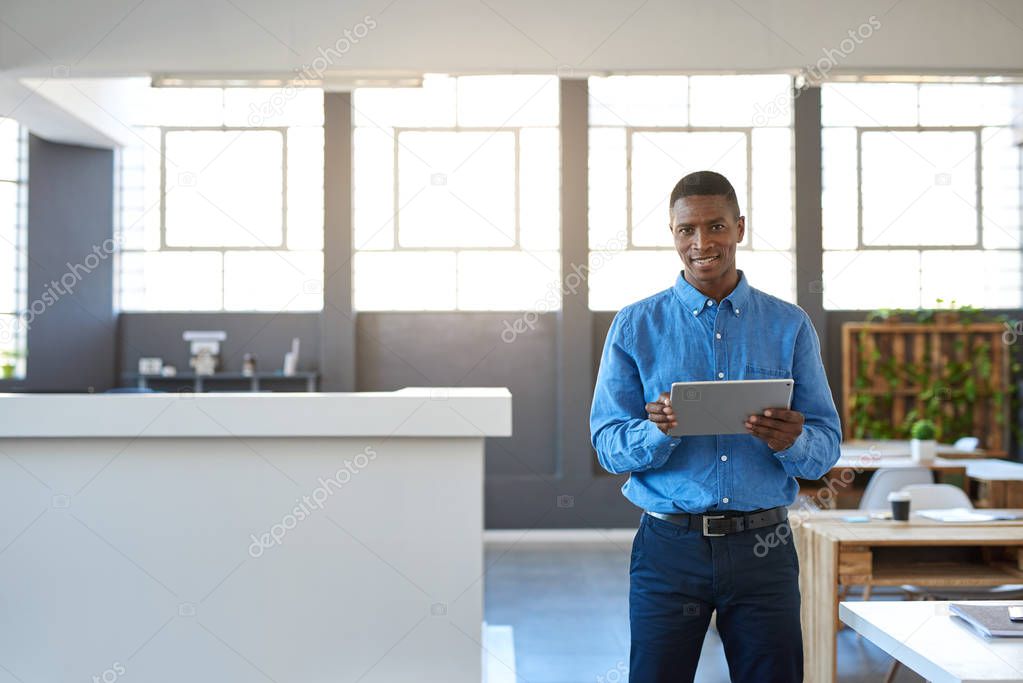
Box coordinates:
[590,311,680,475]
[772,314,842,479]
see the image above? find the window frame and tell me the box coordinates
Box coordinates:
[0,121,28,378]
[854,125,984,251]
[158,126,290,252]
[618,126,756,251]
[389,125,524,252]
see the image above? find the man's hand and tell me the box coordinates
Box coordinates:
[646,391,677,435]
[745,408,804,451]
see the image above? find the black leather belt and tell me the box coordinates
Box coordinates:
[646,506,788,537]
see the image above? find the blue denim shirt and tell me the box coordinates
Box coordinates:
[590,270,842,513]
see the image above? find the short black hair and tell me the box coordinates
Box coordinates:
[668,171,741,219]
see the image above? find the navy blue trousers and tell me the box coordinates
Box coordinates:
[629,512,803,683]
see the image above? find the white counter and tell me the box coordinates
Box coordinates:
[0,386,512,437]
[0,388,511,683]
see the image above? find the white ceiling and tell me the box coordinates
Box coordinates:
[3,0,1023,146]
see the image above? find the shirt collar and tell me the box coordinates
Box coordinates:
[672,269,752,317]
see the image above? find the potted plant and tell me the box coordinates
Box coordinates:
[910,419,937,463]
[0,351,18,380]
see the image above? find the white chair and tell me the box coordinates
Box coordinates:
[843,468,935,607]
[954,436,980,451]
[900,483,973,510]
[859,467,934,510]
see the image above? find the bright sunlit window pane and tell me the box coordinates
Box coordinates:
[397,131,516,248]
[751,128,793,251]
[165,130,285,247]
[821,83,918,127]
[981,126,1021,249]
[286,127,325,250]
[588,76,689,127]
[588,75,795,310]
[0,118,26,378]
[456,251,560,310]
[353,75,456,128]
[0,184,20,313]
[353,126,395,251]
[456,76,558,127]
[821,79,1022,310]
[860,130,977,247]
[353,251,457,310]
[118,251,224,311]
[920,249,1021,309]
[688,75,792,127]
[918,84,1014,127]
[588,128,627,248]
[116,87,324,311]
[823,250,921,310]
[587,250,682,311]
[224,251,323,311]
[0,118,21,182]
[630,131,748,248]
[821,128,858,250]
[352,75,560,310]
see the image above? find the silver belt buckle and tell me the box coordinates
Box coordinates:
[702,514,726,537]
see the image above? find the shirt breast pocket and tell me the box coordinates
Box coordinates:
[744,362,791,380]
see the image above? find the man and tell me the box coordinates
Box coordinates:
[590,171,841,682]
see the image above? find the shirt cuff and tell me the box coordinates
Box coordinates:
[772,428,808,462]
[644,420,681,468]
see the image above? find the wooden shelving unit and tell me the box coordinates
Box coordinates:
[841,322,1011,454]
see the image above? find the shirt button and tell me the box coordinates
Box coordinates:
[735,308,741,315]
[707,299,715,306]
[692,309,698,315]
[722,497,730,503]
[717,372,724,379]
[715,332,722,339]
[721,455,728,461]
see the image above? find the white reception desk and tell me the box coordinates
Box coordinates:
[0,388,512,683]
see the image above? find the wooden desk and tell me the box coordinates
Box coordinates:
[967,460,1023,509]
[795,511,1023,683]
[840,600,1023,683]
[843,439,1000,460]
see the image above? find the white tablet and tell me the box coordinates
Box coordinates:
[667,379,794,437]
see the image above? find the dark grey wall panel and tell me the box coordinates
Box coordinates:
[118,312,320,382]
[355,311,558,479]
[11,136,116,392]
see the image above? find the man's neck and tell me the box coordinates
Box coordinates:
[684,269,740,303]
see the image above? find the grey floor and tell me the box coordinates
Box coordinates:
[484,539,924,683]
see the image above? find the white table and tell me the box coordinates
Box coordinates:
[0,388,511,683]
[840,601,1023,683]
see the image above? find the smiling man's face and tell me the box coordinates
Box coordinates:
[669,194,745,295]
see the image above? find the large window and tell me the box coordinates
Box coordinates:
[587,75,796,311]
[821,79,1022,309]
[0,118,27,377]
[116,88,324,311]
[351,74,561,310]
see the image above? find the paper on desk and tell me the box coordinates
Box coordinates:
[916,508,1001,522]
